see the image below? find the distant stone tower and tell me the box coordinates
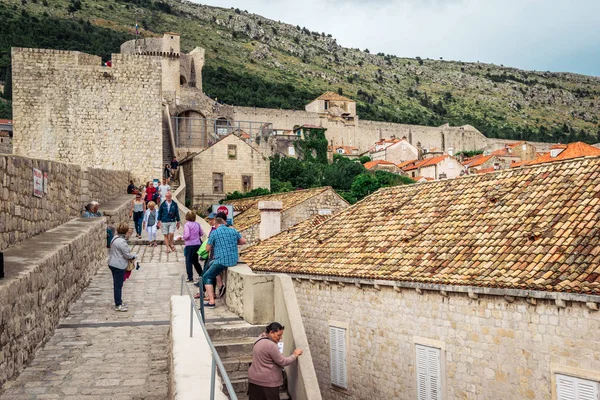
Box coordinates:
[120,32,205,99]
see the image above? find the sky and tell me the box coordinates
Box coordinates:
[196,0,600,77]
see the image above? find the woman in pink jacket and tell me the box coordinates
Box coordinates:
[247,322,303,400]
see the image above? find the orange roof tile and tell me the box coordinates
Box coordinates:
[364,160,395,170]
[246,156,600,295]
[527,142,600,166]
[396,159,417,169]
[474,167,496,174]
[465,155,494,168]
[228,187,347,231]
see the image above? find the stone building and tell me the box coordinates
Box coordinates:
[370,137,418,164]
[11,48,163,183]
[0,119,12,154]
[227,187,348,247]
[242,156,600,400]
[179,134,270,209]
[402,155,464,180]
[463,154,504,173]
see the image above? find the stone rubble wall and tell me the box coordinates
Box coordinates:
[11,48,163,184]
[82,167,130,205]
[0,218,106,387]
[0,154,82,252]
[292,280,600,400]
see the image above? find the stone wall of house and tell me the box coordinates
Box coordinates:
[291,280,600,400]
[0,154,82,252]
[81,167,130,205]
[11,48,163,184]
[187,135,270,209]
[0,218,106,386]
[281,190,348,231]
[0,136,12,154]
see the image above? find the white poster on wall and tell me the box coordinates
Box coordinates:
[33,168,43,198]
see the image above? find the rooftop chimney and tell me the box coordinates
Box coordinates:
[259,201,283,241]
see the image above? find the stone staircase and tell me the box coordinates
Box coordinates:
[208,323,291,400]
[163,119,174,166]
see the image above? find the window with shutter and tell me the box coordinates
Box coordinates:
[416,344,442,400]
[556,374,600,400]
[329,326,348,389]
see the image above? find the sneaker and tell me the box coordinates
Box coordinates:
[217,285,226,299]
[203,302,215,308]
[115,304,129,312]
[186,278,193,283]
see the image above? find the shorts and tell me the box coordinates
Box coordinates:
[161,221,176,234]
[203,262,227,286]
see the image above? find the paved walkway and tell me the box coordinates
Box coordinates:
[0,243,224,400]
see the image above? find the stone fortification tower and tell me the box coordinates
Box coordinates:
[120,33,205,101]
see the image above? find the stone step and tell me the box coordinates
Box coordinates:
[213,337,256,359]
[221,356,253,374]
[206,324,264,341]
[227,378,248,396]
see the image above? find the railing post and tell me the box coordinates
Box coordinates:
[210,357,216,400]
[180,275,184,296]
[190,300,194,338]
[199,282,205,324]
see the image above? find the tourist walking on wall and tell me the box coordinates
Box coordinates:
[130,193,146,239]
[108,223,137,312]
[158,179,170,204]
[183,211,204,282]
[143,201,159,247]
[170,156,179,180]
[247,322,302,400]
[163,164,172,184]
[144,181,157,206]
[157,191,180,253]
[202,217,246,307]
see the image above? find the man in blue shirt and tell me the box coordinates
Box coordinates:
[203,217,246,307]
[157,191,180,253]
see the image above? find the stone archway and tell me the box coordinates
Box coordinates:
[175,110,207,148]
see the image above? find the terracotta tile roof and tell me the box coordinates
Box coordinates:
[329,145,359,155]
[465,155,494,168]
[397,159,417,169]
[0,119,13,124]
[240,214,333,265]
[364,160,396,170]
[316,91,354,102]
[474,167,496,174]
[403,155,452,172]
[491,148,520,157]
[414,176,435,182]
[247,157,600,295]
[527,142,600,166]
[228,187,344,231]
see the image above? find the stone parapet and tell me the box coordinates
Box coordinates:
[82,167,130,205]
[0,218,106,387]
[0,154,82,252]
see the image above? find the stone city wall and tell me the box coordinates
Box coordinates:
[82,167,130,205]
[0,218,106,386]
[291,279,600,400]
[11,48,163,184]
[0,154,82,252]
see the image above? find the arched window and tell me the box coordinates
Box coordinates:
[180,75,187,86]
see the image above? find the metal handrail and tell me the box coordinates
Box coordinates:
[180,275,238,400]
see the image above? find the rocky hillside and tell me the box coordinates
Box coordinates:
[1,0,599,143]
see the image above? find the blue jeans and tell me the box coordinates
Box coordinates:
[184,245,202,280]
[133,211,144,236]
[203,262,227,286]
[109,266,125,306]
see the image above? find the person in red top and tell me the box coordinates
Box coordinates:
[143,181,157,206]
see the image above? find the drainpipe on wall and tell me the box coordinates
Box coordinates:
[259,201,283,241]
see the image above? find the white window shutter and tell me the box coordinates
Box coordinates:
[416,345,442,400]
[329,327,348,389]
[416,345,428,400]
[556,374,599,400]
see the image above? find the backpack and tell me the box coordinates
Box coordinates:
[106,228,114,248]
[197,240,209,260]
[147,210,157,227]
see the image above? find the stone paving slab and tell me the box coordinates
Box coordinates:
[0,244,189,400]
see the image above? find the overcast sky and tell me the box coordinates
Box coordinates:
[196,0,600,77]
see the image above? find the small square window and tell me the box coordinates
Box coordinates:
[228,145,237,159]
[213,173,224,194]
[242,175,252,193]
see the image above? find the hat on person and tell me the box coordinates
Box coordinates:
[207,212,217,219]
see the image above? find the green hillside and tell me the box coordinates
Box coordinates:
[1,0,599,143]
